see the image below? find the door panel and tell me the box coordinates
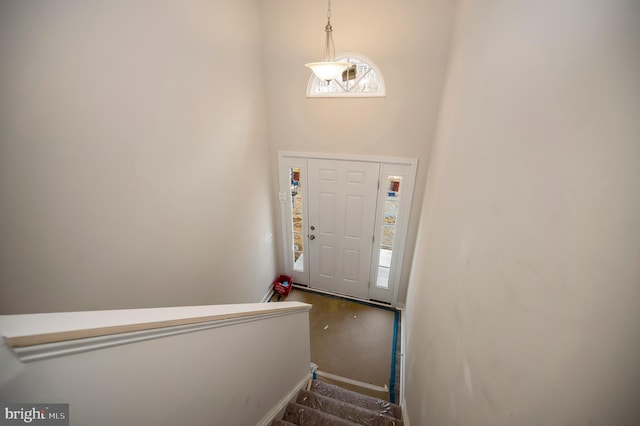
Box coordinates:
[319,245,335,278]
[308,159,380,298]
[344,196,364,238]
[319,193,336,235]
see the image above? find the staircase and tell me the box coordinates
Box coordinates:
[272,379,403,426]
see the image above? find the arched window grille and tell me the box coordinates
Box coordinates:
[306,53,386,98]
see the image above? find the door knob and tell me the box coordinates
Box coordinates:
[310,235,315,240]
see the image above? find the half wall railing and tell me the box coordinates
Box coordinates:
[0,302,311,425]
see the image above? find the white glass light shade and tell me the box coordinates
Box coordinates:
[305,61,351,81]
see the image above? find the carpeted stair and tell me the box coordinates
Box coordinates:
[272,379,403,426]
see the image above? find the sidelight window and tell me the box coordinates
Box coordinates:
[376,176,402,289]
[290,167,304,272]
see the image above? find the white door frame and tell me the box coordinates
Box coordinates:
[277,151,417,306]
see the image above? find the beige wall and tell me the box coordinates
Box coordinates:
[0,0,276,313]
[258,0,457,303]
[404,0,640,424]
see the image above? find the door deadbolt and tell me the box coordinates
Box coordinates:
[310,226,315,230]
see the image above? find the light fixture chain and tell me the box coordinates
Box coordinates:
[324,0,335,62]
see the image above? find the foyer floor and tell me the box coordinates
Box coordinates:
[271,286,399,402]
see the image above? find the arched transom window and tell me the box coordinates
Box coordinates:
[306,53,386,98]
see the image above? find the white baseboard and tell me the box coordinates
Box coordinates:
[401,398,411,426]
[260,288,275,303]
[315,370,388,393]
[256,373,311,426]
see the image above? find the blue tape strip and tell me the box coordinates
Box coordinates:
[389,309,399,404]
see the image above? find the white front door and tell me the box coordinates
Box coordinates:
[307,159,380,298]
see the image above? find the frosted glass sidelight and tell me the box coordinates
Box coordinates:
[376,176,402,289]
[291,167,304,272]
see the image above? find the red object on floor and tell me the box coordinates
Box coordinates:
[273,275,293,297]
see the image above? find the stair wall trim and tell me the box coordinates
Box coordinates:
[256,373,311,426]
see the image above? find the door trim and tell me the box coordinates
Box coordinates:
[277,151,417,307]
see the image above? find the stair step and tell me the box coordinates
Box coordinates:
[282,402,359,426]
[297,389,403,426]
[310,379,403,420]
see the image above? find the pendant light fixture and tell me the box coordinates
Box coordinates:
[305,0,351,82]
